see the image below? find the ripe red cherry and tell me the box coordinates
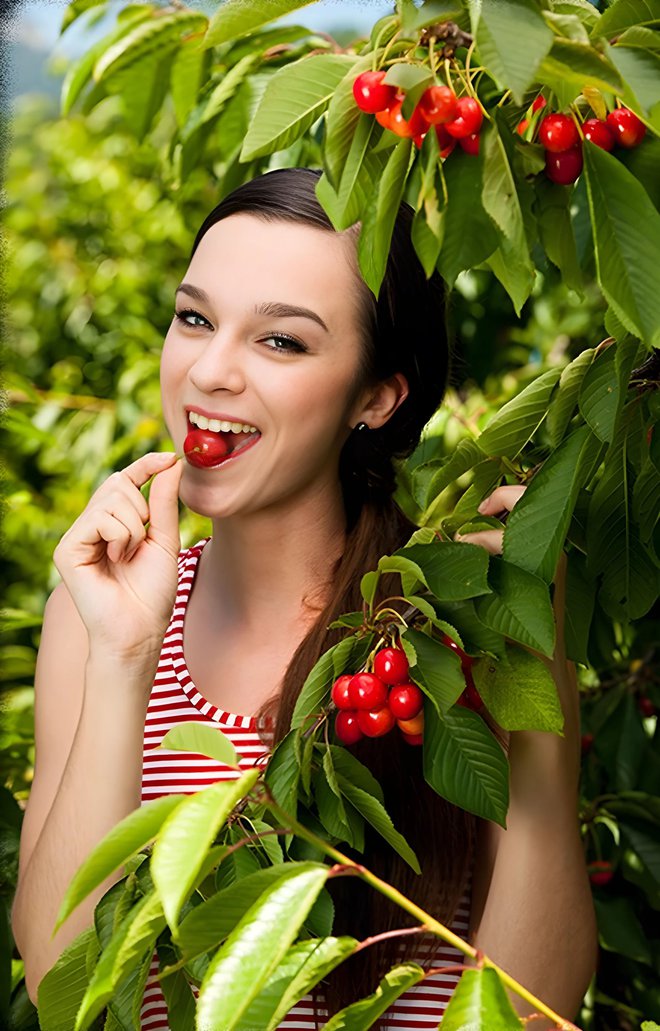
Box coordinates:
[413,131,428,149]
[588,860,614,887]
[538,113,579,153]
[335,710,363,745]
[456,670,483,711]
[331,674,354,711]
[373,647,409,686]
[401,731,424,746]
[459,132,480,155]
[357,705,396,737]
[348,672,389,711]
[606,107,646,148]
[532,95,546,113]
[545,146,583,184]
[440,633,469,666]
[352,70,398,114]
[582,118,615,151]
[445,97,483,139]
[580,733,594,755]
[638,696,656,718]
[388,683,424,720]
[375,94,422,138]
[517,118,529,136]
[184,429,230,468]
[435,123,456,158]
[417,85,457,125]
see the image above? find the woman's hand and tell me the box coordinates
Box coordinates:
[453,484,526,555]
[53,452,184,658]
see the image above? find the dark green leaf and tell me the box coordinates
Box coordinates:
[594,895,653,965]
[534,176,584,296]
[291,634,373,730]
[323,963,426,1029]
[404,627,466,713]
[36,928,98,1031]
[469,0,554,103]
[357,138,414,297]
[423,703,510,826]
[398,541,491,601]
[436,147,499,287]
[593,0,660,39]
[538,39,623,106]
[471,644,564,732]
[323,48,384,189]
[607,42,660,117]
[474,556,556,657]
[477,368,561,458]
[334,775,421,873]
[545,347,595,448]
[265,729,300,815]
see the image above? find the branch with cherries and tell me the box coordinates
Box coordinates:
[332,486,523,748]
[352,69,647,182]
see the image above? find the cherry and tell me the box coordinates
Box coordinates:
[357,705,396,738]
[580,733,594,755]
[459,132,480,155]
[331,674,354,711]
[445,97,483,139]
[588,860,614,887]
[352,70,398,114]
[606,107,646,148]
[388,683,424,720]
[373,647,409,686]
[538,113,579,153]
[434,123,456,158]
[376,93,419,138]
[413,131,428,149]
[545,146,583,185]
[183,429,230,468]
[582,118,615,151]
[638,696,656,718]
[335,709,364,745]
[440,633,469,666]
[401,731,424,746]
[517,118,529,136]
[416,85,457,125]
[456,671,483,711]
[532,95,546,113]
[348,671,389,711]
[396,711,424,735]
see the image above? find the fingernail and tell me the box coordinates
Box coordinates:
[477,500,488,513]
[156,451,177,461]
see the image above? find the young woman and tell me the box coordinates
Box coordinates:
[12,167,597,1029]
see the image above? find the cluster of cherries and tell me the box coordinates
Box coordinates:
[533,106,647,185]
[352,71,483,155]
[332,633,482,747]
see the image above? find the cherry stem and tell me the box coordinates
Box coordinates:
[258,786,580,1029]
[351,924,430,954]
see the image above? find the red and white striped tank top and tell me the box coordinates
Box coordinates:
[140,536,472,1029]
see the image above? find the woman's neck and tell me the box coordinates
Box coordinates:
[199,486,348,635]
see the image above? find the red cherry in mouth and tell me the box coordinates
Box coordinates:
[184,428,231,468]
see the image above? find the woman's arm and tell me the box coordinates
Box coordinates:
[459,491,598,1026]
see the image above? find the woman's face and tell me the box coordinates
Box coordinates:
[160,212,395,520]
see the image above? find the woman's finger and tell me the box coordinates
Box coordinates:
[454,529,504,554]
[477,484,527,515]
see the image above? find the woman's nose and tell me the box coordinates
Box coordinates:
[186,332,247,395]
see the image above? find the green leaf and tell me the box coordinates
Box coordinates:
[170,36,209,129]
[181,53,260,142]
[594,692,648,790]
[417,437,487,513]
[563,549,596,665]
[314,766,362,848]
[323,49,384,189]
[593,0,660,39]
[583,141,660,348]
[607,42,660,117]
[234,937,358,1030]
[423,703,510,826]
[436,147,499,287]
[60,0,108,34]
[534,176,584,296]
[264,729,300,815]
[151,768,260,931]
[502,425,600,581]
[594,895,653,965]
[404,627,466,713]
[290,634,373,730]
[325,745,386,803]
[441,966,524,1029]
[195,864,329,1031]
[240,53,356,160]
[36,928,98,1031]
[175,862,323,960]
[53,795,185,934]
[155,721,239,766]
[633,452,660,541]
[477,368,561,458]
[474,556,556,658]
[545,347,595,448]
[315,116,389,231]
[357,138,414,297]
[105,947,153,1031]
[411,131,445,276]
[538,39,623,106]
[323,963,426,1029]
[468,0,554,103]
[205,0,318,48]
[93,12,207,82]
[360,569,380,609]
[578,338,637,443]
[335,776,421,873]
[471,645,564,733]
[397,541,492,601]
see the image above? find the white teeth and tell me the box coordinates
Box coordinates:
[188,411,259,434]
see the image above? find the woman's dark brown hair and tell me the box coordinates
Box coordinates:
[190,167,478,1023]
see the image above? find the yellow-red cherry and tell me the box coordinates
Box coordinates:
[348,671,389,710]
[417,85,457,125]
[357,705,396,737]
[376,94,415,138]
[352,70,398,114]
[396,711,424,735]
[388,683,424,720]
[373,647,409,685]
[401,731,424,746]
[335,709,363,745]
[331,674,354,710]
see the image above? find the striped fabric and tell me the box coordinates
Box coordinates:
[139,537,472,1029]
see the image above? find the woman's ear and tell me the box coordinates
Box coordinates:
[353,372,409,430]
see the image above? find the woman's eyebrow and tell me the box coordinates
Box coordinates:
[175,283,329,333]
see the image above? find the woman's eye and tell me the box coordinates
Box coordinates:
[174,308,209,328]
[262,335,307,355]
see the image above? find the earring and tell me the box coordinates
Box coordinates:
[354,422,369,432]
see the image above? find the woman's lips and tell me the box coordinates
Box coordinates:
[183,425,261,468]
